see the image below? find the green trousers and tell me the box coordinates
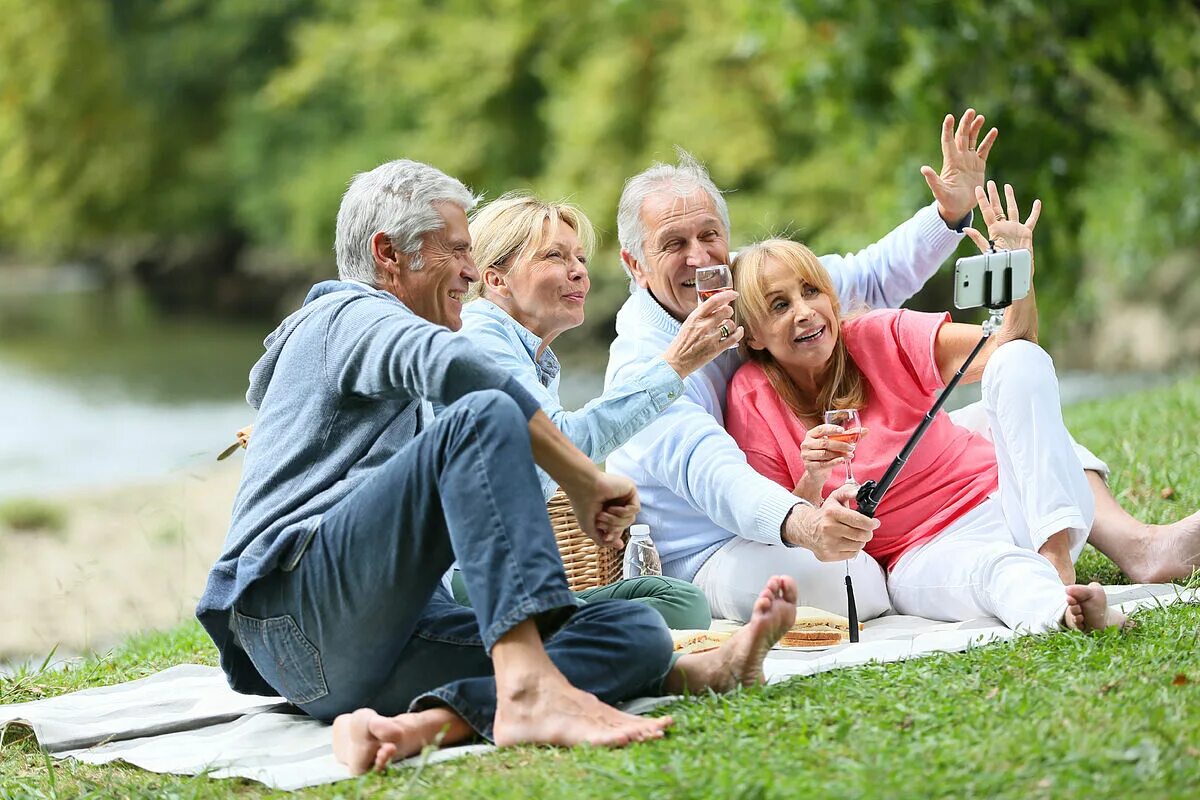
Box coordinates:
[449,571,711,630]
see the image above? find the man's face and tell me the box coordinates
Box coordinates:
[624,189,730,321]
[389,202,478,330]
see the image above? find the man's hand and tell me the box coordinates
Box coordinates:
[921,108,998,226]
[561,470,640,549]
[662,289,743,378]
[782,484,879,561]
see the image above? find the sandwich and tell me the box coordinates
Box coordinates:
[778,606,863,648]
[671,630,733,655]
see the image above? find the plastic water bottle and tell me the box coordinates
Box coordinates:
[623,524,662,579]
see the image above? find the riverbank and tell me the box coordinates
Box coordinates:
[0,459,241,663]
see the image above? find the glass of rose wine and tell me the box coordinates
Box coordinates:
[695,265,732,301]
[823,408,862,485]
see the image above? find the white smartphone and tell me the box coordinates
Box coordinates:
[953,249,1032,309]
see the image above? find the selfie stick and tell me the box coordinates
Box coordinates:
[855,262,1012,519]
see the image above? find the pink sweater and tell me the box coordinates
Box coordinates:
[726,309,999,570]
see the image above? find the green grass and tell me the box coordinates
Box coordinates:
[0,498,66,535]
[2,377,1198,798]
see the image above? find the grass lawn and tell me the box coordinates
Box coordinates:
[3,377,1198,799]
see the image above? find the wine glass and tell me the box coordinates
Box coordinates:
[823,408,862,486]
[695,265,732,301]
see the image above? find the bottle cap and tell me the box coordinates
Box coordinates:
[629,524,651,539]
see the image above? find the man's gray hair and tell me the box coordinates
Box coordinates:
[335,159,480,283]
[616,149,732,275]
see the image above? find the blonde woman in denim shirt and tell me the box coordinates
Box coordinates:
[451,192,739,629]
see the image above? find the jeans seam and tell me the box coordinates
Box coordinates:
[459,405,573,650]
[412,628,485,647]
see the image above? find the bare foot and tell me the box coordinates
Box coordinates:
[1063,582,1127,632]
[492,671,672,749]
[1086,471,1200,583]
[332,707,472,776]
[1139,511,1200,583]
[665,575,798,695]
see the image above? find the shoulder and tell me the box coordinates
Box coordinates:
[460,303,515,340]
[844,308,948,345]
[727,360,785,420]
[729,359,771,394]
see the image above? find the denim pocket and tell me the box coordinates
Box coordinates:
[233,612,329,705]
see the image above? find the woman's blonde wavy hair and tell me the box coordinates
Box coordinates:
[467,192,596,300]
[733,238,867,418]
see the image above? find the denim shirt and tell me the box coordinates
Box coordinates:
[458,298,686,499]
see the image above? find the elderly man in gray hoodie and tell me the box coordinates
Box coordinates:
[196,159,798,774]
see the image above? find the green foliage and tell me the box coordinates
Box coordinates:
[0,498,66,534]
[0,1,1197,343]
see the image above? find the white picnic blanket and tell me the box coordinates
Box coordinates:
[1,583,1194,791]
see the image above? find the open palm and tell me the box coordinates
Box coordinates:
[921,108,998,224]
[964,181,1041,258]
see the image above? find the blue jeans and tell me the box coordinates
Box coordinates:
[230,390,674,739]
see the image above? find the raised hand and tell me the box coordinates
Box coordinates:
[964,180,1041,256]
[921,109,998,225]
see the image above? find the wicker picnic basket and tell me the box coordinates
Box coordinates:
[547,489,625,592]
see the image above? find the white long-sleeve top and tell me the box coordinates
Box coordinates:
[604,202,966,581]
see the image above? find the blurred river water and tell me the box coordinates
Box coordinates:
[0,283,1180,502]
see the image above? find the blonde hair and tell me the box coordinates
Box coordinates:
[733,238,867,418]
[467,192,596,300]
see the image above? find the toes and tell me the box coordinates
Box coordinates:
[374,742,397,772]
[778,575,799,603]
[753,592,772,617]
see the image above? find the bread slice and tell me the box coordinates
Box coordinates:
[779,629,843,648]
[671,630,733,655]
[790,606,863,633]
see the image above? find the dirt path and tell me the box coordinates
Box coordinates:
[0,459,243,662]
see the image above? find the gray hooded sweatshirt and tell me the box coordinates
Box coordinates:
[195,280,540,695]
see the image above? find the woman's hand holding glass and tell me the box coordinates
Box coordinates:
[800,422,868,486]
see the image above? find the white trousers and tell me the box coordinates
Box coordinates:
[694,537,891,623]
[888,341,1095,633]
[949,402,1109,479]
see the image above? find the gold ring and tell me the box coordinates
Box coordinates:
[994,213,1007,221]
[719,324,731,340]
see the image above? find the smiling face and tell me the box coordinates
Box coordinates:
[384,202,478,330]
[624,189,730,321]
[741,252,840,380]
[488,218,590,343]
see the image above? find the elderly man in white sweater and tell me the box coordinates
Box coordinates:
[605,110,1200,622]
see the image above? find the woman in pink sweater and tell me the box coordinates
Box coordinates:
[725,182,1125,633]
